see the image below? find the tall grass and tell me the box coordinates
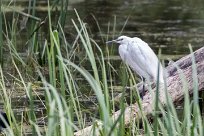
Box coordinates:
[0,0,3,64]
[0,0,203,136]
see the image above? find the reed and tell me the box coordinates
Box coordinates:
[0,0,203,135]
[0,0,3,64]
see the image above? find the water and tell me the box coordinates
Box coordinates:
[3,0,204,54]
[2,0,204,133]
[70,0,204,54]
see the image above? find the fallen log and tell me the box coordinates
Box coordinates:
[74,46,204,136]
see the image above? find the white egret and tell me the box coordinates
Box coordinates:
[106,36,164,97]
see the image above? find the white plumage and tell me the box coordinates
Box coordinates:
[107,36,164,83]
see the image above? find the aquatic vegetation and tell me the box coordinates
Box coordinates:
[0,0,203,136]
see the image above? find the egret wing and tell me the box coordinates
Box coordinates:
[128,39,159,80]
[119,44,144,78]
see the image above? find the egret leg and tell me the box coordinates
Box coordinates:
[141,77,145,99]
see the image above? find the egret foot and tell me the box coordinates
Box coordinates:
[125,85,137,91]
[125,84,145,100]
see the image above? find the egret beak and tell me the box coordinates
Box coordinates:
[106,40,117,44]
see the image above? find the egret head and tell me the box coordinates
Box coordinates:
[106,36,131,45]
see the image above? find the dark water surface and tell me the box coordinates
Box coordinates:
[70,0,204,54]
[4,0,204,54]
[2,0,204,134]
